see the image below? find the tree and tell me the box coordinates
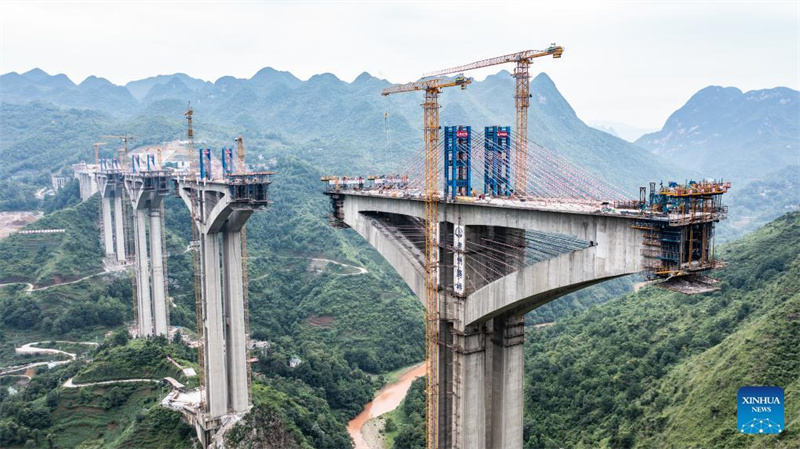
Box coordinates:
[384,417,397,433]
[111,330,129,347]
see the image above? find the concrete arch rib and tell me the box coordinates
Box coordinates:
[347,213,426,302]
[464,246,639,327]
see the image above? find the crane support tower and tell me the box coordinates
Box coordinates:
[444,126,472,200]
[422,44,564,195]
[484,126,512,196]
[382,74,472,449]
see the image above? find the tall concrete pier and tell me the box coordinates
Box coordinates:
[175,171,271,436]
[96,168,127,262]
[326,192,644,448]
[73,162,99,201]
[124,170,172,337]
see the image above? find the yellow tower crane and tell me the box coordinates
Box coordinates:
[92,142,106,165]
[101,135,135,169]
[422,44,564,195]
[381,74,472,449]
[235,136,246,173]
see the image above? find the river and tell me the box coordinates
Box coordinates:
[348,362,426,449]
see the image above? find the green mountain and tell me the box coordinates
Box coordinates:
[636,86,800,184]
[719,165,800,243]
[388,212,800,448]
[0,155,424,448]
[1,65,796,448]
[522,212,800,448]
[0,67,679,195]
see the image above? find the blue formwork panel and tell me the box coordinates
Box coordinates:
[484,126,511,196]
[444,126,472,200]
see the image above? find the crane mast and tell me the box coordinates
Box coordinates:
[101,135,135,169]
[92,142,106,165]
[235,136,245,173]
[421,45,564,195]
[382,74,471,449]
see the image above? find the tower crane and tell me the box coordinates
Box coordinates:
[381,74,472,449]
[235,136,246,173]
[422,44,564,195]
[92,142,106,165]
[101,135,136,169]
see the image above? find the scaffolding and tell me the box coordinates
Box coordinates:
[627,180,730,279]
[444,126,472,199]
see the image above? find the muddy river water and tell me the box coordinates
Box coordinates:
[347,362,426,449]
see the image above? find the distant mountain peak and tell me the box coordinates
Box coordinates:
[307,72,343,85]
[532,72,556,88]
[353,71,378,84]
[249,67,301,89]
[79,75,115,88]
[251,66,299,80]
[22,68,50,82]
[636,84,799,182]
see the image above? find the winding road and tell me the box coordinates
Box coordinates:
[0,259,128,294]
[2,340,162,390]
[309,257,369,276]
[63,377,159,388]
[0,341,97,376]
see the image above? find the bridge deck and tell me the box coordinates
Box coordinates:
[328,189,644,220]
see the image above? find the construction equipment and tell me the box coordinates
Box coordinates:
[101,135,136,169]
[185,103,195,171]
[235,136,245,173]
[93,142,106,165]
[627,180,730,280]
[422,45,564,195]
[381,74,472,449]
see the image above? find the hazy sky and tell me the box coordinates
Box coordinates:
[1,1,798,130]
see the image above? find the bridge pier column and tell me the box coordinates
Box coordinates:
[150,208,168,336]
[223,230,249,413]
[488,313,525,449]
[462,325,487,449]
[102,195,114,257]
[78,175,86,201]
[114,191,126,262]
[134,210,153,337]
[202,231,228,418]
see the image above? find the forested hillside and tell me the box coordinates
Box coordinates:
[0,154,426,448]
[522,212,800,448]
[389,213,800,449]
[1,63,797,448]
[636,86,799,183]
[718,165,799,243]
[0,68,678,192]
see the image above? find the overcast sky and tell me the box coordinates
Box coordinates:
[1,1,798,130]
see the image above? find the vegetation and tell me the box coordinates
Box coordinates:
[522,212,800,448]
[0,336,196,448]
[73,337,186,384]
[0,275,130,340]
[388,377,426,449]
[0,196,103,286]
[227,378,353,449]
[718,165,799,242]
[0,66,796,448]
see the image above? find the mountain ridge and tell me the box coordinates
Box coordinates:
[636,84,799,183]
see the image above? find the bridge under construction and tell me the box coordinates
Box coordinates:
[74,108,273,447]
[68,44,732,449]
[321,44,731,449]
